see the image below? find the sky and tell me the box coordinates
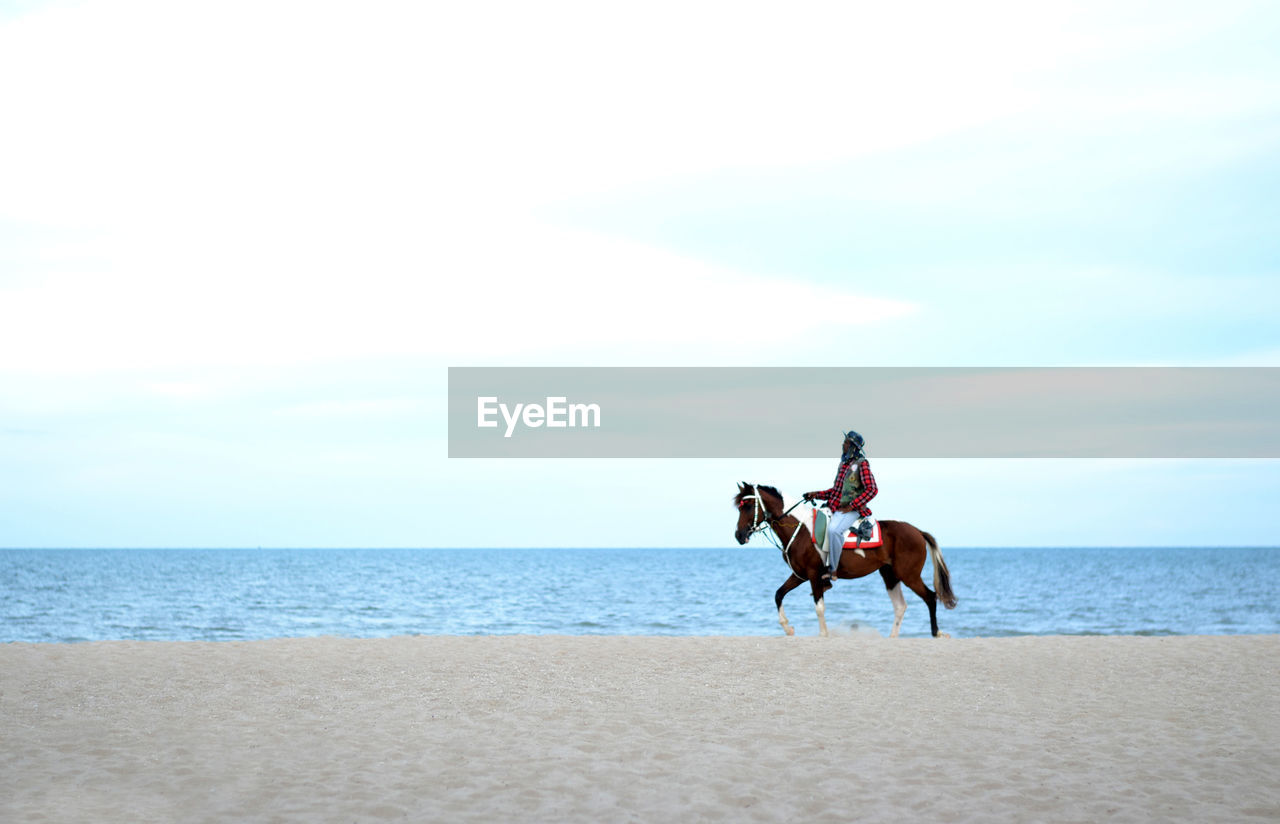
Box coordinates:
[1,0,1278,547]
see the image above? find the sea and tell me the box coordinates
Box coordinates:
[2,547,1278,643]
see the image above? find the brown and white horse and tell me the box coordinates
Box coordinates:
[733,482,957,637]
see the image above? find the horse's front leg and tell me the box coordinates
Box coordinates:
[774,575,804,636]
[809,576,830,637]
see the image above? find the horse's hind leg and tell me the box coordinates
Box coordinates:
[888,584,907,638]
[902,574,946,638]
[774,575,804,637]
[879,566,906,638]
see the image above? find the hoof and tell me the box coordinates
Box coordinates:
[936,632,951,639]
[784,626,795,636]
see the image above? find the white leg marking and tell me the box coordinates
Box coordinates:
[815,596,829,637]
[889,582,907,639]
[778,605,794,636]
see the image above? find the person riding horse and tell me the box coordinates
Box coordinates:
[803,430,878,584]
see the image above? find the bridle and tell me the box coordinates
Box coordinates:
[737,487,774,538]
[737,485,808,561]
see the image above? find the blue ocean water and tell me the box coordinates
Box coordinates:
[2,547,1278,642]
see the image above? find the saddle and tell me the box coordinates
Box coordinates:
[809,509,882,564]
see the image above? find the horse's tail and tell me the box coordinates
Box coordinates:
[923,531,958,609]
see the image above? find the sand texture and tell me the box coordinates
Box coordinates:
[3,635,1278,822]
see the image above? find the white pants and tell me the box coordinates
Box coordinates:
[826,510,861,573]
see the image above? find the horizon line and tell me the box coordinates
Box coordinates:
[3,545,1277,551]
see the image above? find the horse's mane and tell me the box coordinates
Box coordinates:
[733,483,785,510]
[756,484,784,504]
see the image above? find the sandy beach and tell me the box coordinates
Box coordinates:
[3,635,1277,823]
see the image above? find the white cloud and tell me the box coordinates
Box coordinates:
[1184,347,1280,367]
[4,1,1274,373]
[7,1,1000,372]
[0,0,1122,227]
[271,399,428,418]
[0,215,917,370]
[5,1,1276,233]
[141,380,215,399]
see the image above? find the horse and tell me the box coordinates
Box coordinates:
[733,482,958,637]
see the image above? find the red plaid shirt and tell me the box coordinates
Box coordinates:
[816,458,878,517]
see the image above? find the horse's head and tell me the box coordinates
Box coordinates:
[733,482,783,544]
